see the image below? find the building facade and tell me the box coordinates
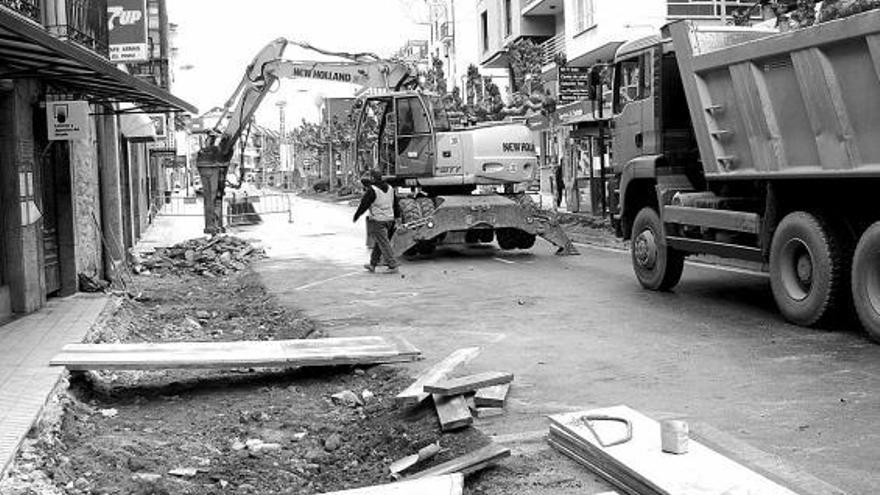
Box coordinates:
[478,0,767,214]
[0,0,195,321]
[424,0,511,104]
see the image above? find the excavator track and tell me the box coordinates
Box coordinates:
[392,193,579,256]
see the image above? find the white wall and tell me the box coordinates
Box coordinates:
[563,0,666,66]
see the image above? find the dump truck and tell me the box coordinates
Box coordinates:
[608,10,880,341]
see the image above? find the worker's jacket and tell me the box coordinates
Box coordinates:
[369,185,395,222]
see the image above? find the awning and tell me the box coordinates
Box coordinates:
[0,9,197,114]
[567,41,624,67]
[119,113,157,142]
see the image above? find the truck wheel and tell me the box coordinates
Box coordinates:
[415,197,436,217]
[631,207,685,291]
[516,231,536,249]
[852,222,880,342]
[496,228,518,250]
[400,198,421,224]
[770,212,847,327]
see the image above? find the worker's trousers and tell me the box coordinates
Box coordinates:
[367,218,399,268]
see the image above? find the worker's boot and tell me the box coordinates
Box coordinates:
[363,264,375,273]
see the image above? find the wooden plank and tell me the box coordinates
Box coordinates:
[663,206,760,234]
[549,424,664,495]
[791,47,862,170]
[475,407,504,419]
[50,337,421,370]
[409,444,511,480]
[474,383,510,408]
[432,394,473,432]
[395,347,481,407]
[548,405,800,495]
[548,435,652,495]
[319,473,463,495]
[424,371,513,396]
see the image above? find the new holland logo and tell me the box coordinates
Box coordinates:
[502,142,535,153]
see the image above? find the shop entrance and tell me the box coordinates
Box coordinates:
[34,107,75,297]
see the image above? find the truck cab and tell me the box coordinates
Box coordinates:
[356,91,448,182]
[610,34,703,240]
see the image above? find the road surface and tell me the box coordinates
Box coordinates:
[246,195,880,494]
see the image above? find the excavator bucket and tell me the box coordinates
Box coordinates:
[391,194,579,256]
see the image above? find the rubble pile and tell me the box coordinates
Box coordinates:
[135,236,264,277]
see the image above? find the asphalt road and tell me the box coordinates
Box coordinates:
[248,196,880,495]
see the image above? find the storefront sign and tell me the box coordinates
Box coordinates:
[46,100,89,140]
[108,0,148,62]
[557,100,593,124]
[558,66,591,105]
[148,114,167,137]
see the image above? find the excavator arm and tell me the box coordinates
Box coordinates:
[196,38,413,234]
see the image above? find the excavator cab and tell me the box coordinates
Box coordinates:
[355,92,441,182]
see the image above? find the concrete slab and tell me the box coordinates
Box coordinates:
[0,294,109,477]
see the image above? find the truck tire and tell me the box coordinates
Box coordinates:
[516,231,536,249]
[399,198,421,224]
[769,212,848,327]
[631,207,685,291]
[496,228,518,250]
[415,197,436,217]
[851,222,880,343]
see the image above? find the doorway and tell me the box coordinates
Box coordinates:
[34,106,76,297]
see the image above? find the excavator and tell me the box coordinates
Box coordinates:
[196,38,578,256]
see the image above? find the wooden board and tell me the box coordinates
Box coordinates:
[474,383,510,408]
[50,336,421,370]
[475,407,504,419]
[432,394,473,432]
[395,347,481,407]
[409,444,511,480]
[549,405,800,495]
[424,371,513,397]
[319,473,463,495]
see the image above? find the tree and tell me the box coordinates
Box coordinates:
[731,0,880,27]
[507,38,543,95]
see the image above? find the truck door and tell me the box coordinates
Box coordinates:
[612,51,654,166]
[394,95,434,177]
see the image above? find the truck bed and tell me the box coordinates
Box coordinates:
[669,10,880,179]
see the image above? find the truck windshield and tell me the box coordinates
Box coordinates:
[428,96,451,132]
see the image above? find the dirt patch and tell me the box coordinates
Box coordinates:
[0,267,488,495]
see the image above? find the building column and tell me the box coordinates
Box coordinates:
[96,110,125,280]
[0,80,45,313]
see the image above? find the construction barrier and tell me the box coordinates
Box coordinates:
[157,193,293,226]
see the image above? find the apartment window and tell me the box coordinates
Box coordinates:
[504,0,513,37]
[481,11,489,52]
[574,0,595,34]
[667,0,760,19]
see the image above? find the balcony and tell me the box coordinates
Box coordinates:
[540,31,565,66]
[522,0,563,17]
[44,0,109,57]
[439,21,452,42]
[0,0,41,22]
[128,58,169,89]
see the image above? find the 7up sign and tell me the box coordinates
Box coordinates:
[108,0,148,63]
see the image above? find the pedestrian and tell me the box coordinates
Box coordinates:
[353,170,400,274]
[555,160,565,209]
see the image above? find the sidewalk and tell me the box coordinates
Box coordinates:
[0,294,109,477]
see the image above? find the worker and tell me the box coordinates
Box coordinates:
[555,159,565,209]
[353,170,400,274]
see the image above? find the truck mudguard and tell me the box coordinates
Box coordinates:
[618,154,666,221]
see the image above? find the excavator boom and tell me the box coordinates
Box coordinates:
[196,38,413,234]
